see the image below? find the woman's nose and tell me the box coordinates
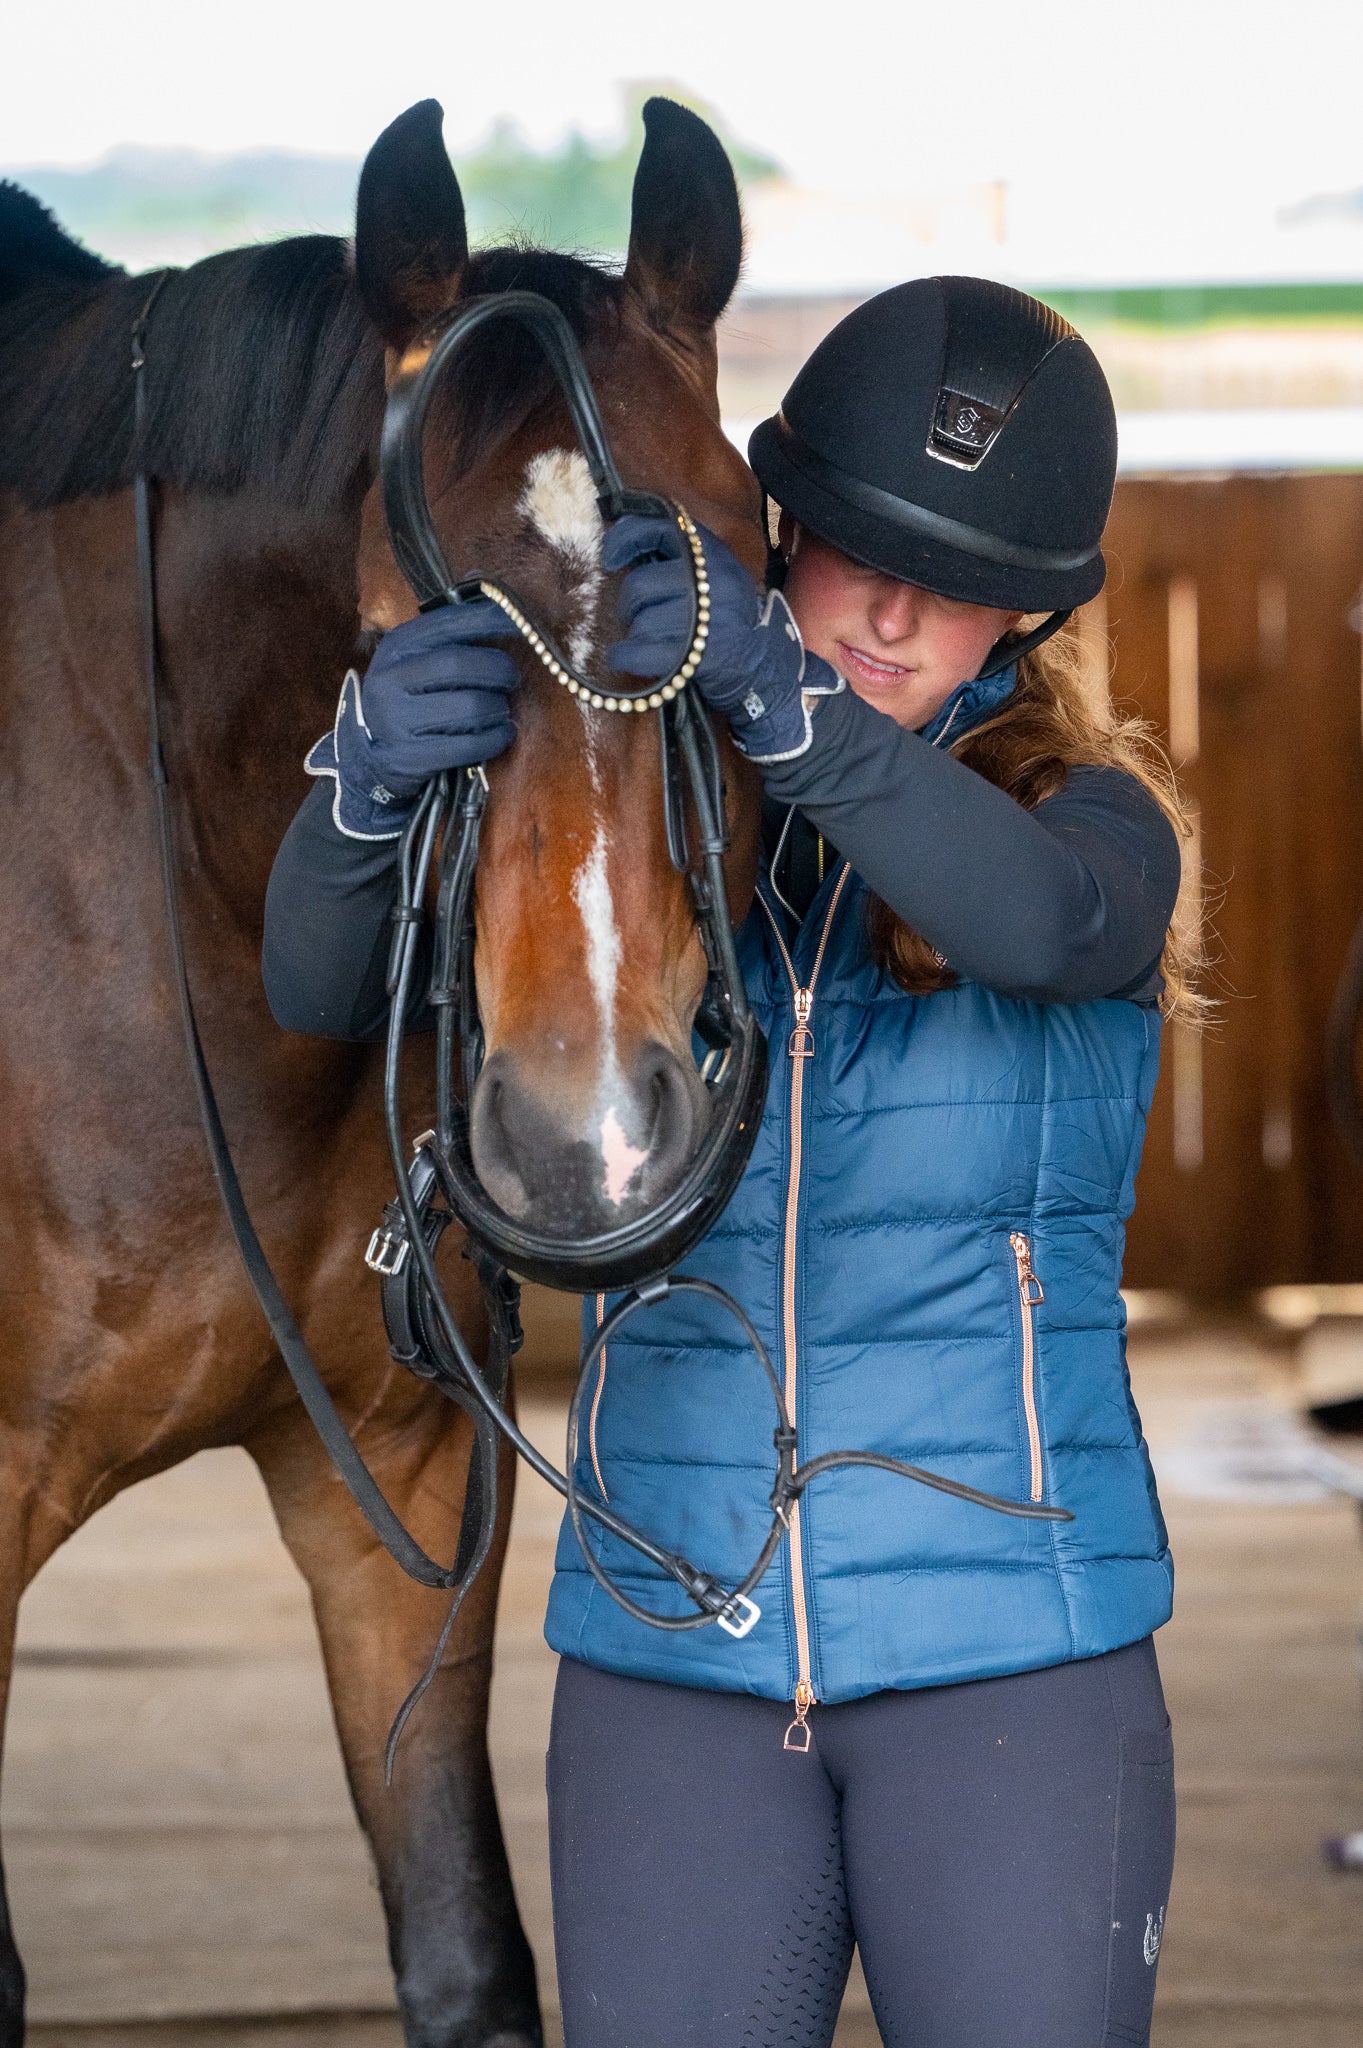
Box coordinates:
[867,579,922,644]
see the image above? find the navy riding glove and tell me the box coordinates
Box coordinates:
[305,601,520,840]
[602,513,844,763]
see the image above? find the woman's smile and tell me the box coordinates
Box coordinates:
[836,640,917,690]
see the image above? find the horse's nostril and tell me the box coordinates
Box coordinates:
[633,1042,701,1193]
[468,1055,534,1219]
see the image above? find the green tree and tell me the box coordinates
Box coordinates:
[456,87,782,252]
[8,89,783,268]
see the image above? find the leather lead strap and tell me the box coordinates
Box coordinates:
[130,282,496,1606]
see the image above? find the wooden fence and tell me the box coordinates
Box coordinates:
[1101,475,1363,1295]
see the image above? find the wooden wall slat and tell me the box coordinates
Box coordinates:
[1107,475,1363,1294]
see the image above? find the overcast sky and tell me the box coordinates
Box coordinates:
[8,0,1363,240]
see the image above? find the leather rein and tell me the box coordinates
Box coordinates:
[131,277,1071,1770]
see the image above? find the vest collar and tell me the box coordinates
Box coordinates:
[919,662,1017,748]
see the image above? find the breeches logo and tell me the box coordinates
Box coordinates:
[1143,1905,1166,1966]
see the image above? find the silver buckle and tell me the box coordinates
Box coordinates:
[717,1593,761,1639]
[365,1227,409,1278]
[699,1044,732,1087]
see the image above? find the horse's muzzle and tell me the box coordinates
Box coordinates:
[469,1040,706,1240]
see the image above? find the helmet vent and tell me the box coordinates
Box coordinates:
[930,390,1008,468]
[926,277,1075,471]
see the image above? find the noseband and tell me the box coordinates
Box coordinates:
[133,278,1071,1771]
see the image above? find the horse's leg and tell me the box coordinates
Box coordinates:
[248,1385,540,2048]
[0,1540,26,2048]
[0,1465,86,2048]
[0,1865,23,2048]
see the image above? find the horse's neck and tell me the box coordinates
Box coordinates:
[2,481,363,937]
[149,488,366,913]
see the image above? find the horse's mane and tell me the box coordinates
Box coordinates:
[0,181,622,514]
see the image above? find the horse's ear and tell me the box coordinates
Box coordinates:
[624,98,743,335]
[355,100,468,348]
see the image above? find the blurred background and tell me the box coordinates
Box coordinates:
[9,3,1363,2043]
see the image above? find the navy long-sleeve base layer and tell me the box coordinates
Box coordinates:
[548,1642,1175,2048]
[263,693,1180,1040]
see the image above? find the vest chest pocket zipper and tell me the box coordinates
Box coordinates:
[1009,1232,1045,1503]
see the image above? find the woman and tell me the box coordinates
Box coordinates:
[265,277,1188,2046]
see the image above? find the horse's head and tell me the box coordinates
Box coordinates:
[353,100,766,1245]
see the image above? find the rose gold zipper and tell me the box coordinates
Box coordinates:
[589,1291,610,1502]
[1010,1232,1045,1502]
[760,866,851,1751]
[785,1678,815,1753]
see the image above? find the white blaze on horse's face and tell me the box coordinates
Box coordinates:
[571,823,649,1207]
[599,1105,649,1208]
[521,448,649,1205]
[518,448,604,670]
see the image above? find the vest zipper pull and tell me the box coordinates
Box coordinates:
[788,986,815,1059]
[784,1679,815,1752]
[1010,1231,1045,1305]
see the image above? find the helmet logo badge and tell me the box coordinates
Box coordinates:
[928,388,1007,470]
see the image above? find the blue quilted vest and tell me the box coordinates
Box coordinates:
[545,682,1173,1709]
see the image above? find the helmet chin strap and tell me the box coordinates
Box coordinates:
[761,488,788,590]
[977,607,1073,679]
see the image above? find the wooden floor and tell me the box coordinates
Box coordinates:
[11,1324,1363,2047]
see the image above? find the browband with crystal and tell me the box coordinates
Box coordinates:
[467,506,710,714]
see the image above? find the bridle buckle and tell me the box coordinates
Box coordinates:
[365,1223,410,1278]
[716,1592,762,1639]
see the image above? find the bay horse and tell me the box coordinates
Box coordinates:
[0,97,763,2046]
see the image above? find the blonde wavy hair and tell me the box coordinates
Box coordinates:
[865,618,1207,1023]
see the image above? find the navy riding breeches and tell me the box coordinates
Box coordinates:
[548,1639,1175,2047]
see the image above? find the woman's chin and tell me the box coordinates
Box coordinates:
[843,671,946,731]
[833,643,948,728]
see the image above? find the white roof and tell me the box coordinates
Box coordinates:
[1115,408,1363,472]
[735,183,1363,298]
[724,409,1363,476]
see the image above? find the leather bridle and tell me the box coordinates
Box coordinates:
[132,276,1072,1771]
[374,289,769,1292]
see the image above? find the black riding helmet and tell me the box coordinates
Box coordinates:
[748,276,1118,675]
